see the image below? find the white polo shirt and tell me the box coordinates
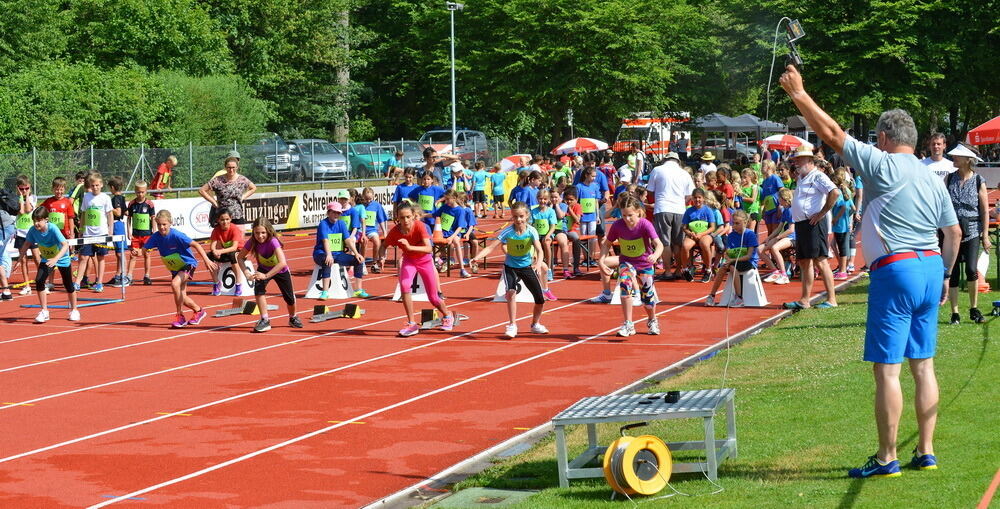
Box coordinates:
[646,161,695,215]
[791,168,837,222]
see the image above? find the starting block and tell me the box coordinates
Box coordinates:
[718,268,768,307]
[213,298,279,317]
[310,303,365,323]
[418,309,469,329]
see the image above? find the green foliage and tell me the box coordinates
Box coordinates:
[155,71,272,145]
[69,0,233,76]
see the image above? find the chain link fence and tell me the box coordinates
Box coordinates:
[0,136,524,194]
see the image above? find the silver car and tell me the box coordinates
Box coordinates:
[384,140,426,168]
[290,139,351,180]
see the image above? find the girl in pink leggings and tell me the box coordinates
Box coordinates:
[384,203,455,337]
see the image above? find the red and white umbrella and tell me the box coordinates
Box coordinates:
[500,154,531,172]
[550,137,609,155]
[761,134,809,152]
[967,115,1000,145]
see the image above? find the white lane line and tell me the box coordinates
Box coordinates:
[2,295,590,465]
[88,295,705,508]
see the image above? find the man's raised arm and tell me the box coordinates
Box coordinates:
[779,65,848,155]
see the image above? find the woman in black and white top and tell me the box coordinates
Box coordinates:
[944,142,991,324]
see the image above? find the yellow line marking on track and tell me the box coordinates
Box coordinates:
[513,427,531,430]
[2,402,34,406]
[155,412,192,416]
[327,420,366,424]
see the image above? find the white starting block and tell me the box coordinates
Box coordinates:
[304,264,352,300]
[214,298,280,317]
[492,277,539,303]
[718,268,768,307]
[216,261,255,297]
[392,273,431,302]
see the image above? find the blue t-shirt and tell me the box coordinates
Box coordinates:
[25,225,71,267]
[338,203,363,232]
[472,170,488,191]
[555,202,569,231]
[392,183,420,204]
[144,229,197,271]
[761,174,784,201]
[725,229,759,267]
[831,195,855,234]
[682,205,716,231]
[530,206,558,236]
[408,185,445,214]
[780,207,796,240]
[514,185,540,208]
[315,217,350,256]
[841,136,957,261]
[382,156,399,175]
[350,204,367,234]
[461,206,477,233]
[489,172,507,196]
[434,203,467,235]
[576,181,602,222]
[363,201,387,235]
[498,225,539,269]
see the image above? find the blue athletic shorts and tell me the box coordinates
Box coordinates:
[80,243,109,257]
[864,252,943,364]
[112,221,127,252]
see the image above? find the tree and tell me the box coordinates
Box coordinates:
[0,0,71,77]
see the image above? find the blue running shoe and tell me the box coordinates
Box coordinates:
[909,449,937,470]
[848,454,902,479]
[92,283,104,293]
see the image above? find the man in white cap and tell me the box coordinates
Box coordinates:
[646,152,695,280]
[783,144,840,310]
[698,151,717,173]
[781,64,959,479]
[920,133,956,180]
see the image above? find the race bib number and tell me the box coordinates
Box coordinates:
[419,194,434,212]
[506,237,532,257]
[222,240,234,248]
[133,213,151,231]
[534,219,550,235]
[258,252,279,268]
[365,210,376,227]
[456,181,466,192]
[15,214,31,230]
[619,237,645,258]
[85,207,102,227]
[327,233,344,252]
[580,198,597,214]
[688,220,709,234]
[441,213,456,232]
[162,252,187,271]
[727,247,749,259]
[49,212,65,230]
[38,244,61,260]
[341,215,352,230]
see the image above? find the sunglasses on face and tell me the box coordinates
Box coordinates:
[18,187,29,191]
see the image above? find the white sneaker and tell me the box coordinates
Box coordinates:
[68,309,81,321]
[531,322,549,334]
[34,310,49,323]
[774,275,790,285]
[618,321,635,337]
[504,323,518,339]
[19,286,31,296]
[705,295,716,307]
[763,271,780,282]
[647,319,660,335]
[731,297,745,308]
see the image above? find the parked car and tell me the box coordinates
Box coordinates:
[384,140,426,168]
[693,138,754,160]
[418,129,492,163]
[289,139,351,180]
[332,142,396,179]
[250,132,298,181]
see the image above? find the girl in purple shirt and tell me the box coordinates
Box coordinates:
[590,194,664,337]
[238,217,300,332]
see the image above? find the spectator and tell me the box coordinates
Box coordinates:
[698,152,717,173]
[944,142,990,324]
[420,147,458,184]
[151,155,177,199]
[921,133,956,180]
[199,156,257,226]
[646,152,694,280]
[780,145,839,310]
[677,132,690,162]
[781,64,960,479]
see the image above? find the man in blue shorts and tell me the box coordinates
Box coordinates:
[781,65,960,478]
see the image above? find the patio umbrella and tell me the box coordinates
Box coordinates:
[500,154,531,172]
[967,115,1000,145]
[761,134,809,152]
[550,137,609,155]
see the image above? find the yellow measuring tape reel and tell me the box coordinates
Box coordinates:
[602,424,672,496]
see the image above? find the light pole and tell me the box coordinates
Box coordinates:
[447,2,464,155]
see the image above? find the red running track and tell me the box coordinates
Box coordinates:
[0,221,853,507]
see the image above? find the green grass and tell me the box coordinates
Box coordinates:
[445,279,999,508]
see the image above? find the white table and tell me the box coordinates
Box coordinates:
[551,388,737,487]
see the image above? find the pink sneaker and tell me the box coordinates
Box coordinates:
[399,322,420,337]
[833,271,849,281]
[543,289,558,301]
[188,309,208,325]
[440,314,455,332]
[171,314,187,328]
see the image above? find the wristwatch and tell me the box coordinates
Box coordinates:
[943,272,950,280]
